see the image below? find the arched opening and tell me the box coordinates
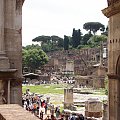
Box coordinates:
[116,55,120,76]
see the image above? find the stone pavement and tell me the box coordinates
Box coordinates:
[0,104,39,120]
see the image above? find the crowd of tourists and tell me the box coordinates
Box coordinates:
[22,89,62,119]
[22,89,97,120]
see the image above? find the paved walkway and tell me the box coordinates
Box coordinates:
[0,104,39,120]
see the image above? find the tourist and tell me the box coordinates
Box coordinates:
[40,110,44,120]
[50,104,55,116]
[45,115,51,120]
[45,102,48,114]
[78,114,84,120]
[51,115,56,120]
[33,102,37,114]
[55,106,60,118]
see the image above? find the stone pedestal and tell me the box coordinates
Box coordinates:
[64,88,73,110]
[85,98,102,118]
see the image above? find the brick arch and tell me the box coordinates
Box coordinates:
[116,55,120,75]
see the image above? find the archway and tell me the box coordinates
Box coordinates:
[116,55,120,76]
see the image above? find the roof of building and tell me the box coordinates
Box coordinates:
[23,73,40,79]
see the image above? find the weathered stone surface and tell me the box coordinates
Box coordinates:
[0,0,23,105]
[103,1,120,120]
[103,103,108,120]
[64,89,73,110]
[0,104,39,120]
[85,98,102,118]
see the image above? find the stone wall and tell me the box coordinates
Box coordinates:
[46,45,108,76]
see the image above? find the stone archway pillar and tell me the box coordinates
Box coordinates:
[107,74,120,120]
[0,0,10,69]
[102,1,120,120]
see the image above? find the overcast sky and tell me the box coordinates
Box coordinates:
[22,0,108,46]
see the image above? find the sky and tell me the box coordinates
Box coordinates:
[22,0,108,46]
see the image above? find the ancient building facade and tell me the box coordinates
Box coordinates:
[46,44,108,76]
[102,0,120,120]
[0,0,24,105]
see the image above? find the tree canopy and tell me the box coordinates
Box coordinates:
[87,35,107,47]
[32,35,51,43]
[30,22,107,52]
[72,28,82,48]
[32,35,63,52]
[83,22,105,35]
[22,44,48,72]
[81,33,93,45]
[63,35,69,50]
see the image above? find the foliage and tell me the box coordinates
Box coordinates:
[81,33,93,45]
[72,28,82,48]
[67,36,72,46]
[23,44,41,50]
[77,44,91,49]
[30,22,107,52]
[101,25,108,36]
[87,35,107,47]
[41,43,52,52]
[32,35,51,44]
[32,35,63,52]
[22,44,48,72]
[51,35,64,48]
[63,35,69,50]
[83,22,105,35]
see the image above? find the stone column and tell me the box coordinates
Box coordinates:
[0,0,10,69]
[7,80,10,104]
[0,0,5,53]
[64,88,73,110]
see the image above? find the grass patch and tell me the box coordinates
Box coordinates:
[22,84,68,94]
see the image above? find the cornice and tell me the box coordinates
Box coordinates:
[102,1,120,18]
[22,0,25,6]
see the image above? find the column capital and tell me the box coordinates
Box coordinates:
[102,1,120,18]
[16,0,25,9]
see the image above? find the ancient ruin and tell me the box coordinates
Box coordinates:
[46,46,108,76]
[43,45,108,88]
[64,88,73,110]
[85,98,102,118]
[0,0,119,120]
[0,0,24,105]
[102,0,120,119]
